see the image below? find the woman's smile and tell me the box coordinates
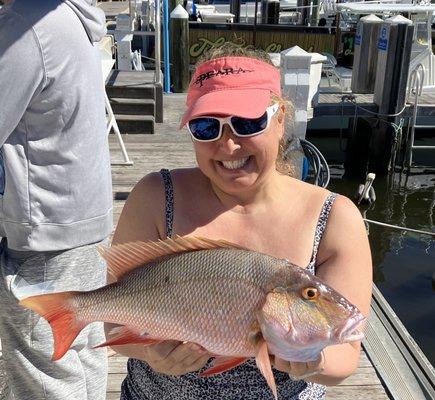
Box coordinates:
[217,156,251,171]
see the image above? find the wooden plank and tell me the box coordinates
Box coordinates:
[108,356,128,373]
[326,385,390,399]
[107,373,127,392]
[336,368,382,386]
[363,298,429,400]
[106,392,125,400]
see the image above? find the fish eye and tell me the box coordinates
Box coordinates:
[301,287,319,300]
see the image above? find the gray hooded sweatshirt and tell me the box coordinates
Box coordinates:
[0,0,113,251]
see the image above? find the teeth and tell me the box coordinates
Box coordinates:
[221,157,249,170]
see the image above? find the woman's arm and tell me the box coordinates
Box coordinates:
[274,195,372,385]
[112,172,164,245]
[106,172,211,374]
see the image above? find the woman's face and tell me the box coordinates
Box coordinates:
[193,104,285,196]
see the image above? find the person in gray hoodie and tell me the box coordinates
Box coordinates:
[0,0,113,398]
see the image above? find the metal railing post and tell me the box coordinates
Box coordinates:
[407,70,420,168]
[155,0,162,86]
[405,63,435,169]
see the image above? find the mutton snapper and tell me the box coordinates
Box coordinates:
[19,236,366,398]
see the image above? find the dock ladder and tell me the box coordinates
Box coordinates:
[405,63,435,168]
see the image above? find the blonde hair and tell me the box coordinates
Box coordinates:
[273,95,295,177]
[196,43,275,67]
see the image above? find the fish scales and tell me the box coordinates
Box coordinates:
[74,248,290,356]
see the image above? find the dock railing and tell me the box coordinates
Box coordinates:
[106,0,163,87]
[405,63,435,168]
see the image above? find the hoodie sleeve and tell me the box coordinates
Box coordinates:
[0,11,45,146]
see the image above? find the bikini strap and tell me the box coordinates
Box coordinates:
[159,169,174,239]
[308,192,338,271]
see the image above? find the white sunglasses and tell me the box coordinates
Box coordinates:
[186,103,279,142]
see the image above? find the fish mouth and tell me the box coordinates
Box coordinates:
[338,314,366,343]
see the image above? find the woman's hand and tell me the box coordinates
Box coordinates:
[138,340,211,376]
[273,352,325,380]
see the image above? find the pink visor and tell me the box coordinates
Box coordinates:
[180,56,281,128]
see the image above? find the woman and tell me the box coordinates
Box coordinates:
[110,45,372,399]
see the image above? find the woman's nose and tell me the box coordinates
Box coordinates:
[219,124,241,152]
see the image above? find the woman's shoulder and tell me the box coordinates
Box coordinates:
[289,181,367,267]
[284,176,331,205]
[128,168,205,210]
[133,168,201,190]
[114,168,202,242]
[287,177,354,206]
[170,167,206,182]
[285,177,362,226]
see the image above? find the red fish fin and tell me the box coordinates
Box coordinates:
[94,326,163,348]
[199,356,248,377]
[99,236,248,281]
[19,292,85,361]
[255,340,277,400]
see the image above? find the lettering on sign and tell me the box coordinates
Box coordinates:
[190,36,282,59]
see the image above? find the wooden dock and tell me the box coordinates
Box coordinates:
[315,91,435,117]
[0,94,391,399]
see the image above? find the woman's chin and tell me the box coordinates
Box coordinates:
[213,175,260,196]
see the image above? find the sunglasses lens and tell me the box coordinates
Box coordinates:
[231,111,268,136]
[188,118,220,141]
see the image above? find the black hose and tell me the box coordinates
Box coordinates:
[299,138,331,188]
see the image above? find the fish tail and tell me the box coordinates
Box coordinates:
[19,291,86,361]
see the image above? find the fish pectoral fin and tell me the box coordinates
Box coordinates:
[199,356,248,377]
[94,326,163,348]
[255,340,277,400]
[99,236,247,281]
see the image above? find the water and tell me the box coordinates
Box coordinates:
[308,134,435,368]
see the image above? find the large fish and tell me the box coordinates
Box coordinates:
[19,236,365,398]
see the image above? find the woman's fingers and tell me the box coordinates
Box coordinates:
[174,353,211,375]
[306,351,324,373]
[274,352,325,380]
[288,361,309,377]
[143,340,211,375]
[165,342,207,365]
[273,356,290,372]
[144,340,181,362]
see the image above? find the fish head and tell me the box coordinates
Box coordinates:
[257,266,366,362]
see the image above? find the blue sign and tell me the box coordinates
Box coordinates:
[355,34,361,46]
[378,26,388,51]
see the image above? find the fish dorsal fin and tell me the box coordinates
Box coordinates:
[98,235,246,281]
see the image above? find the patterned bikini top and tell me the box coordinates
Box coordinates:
[159,168,337,274]
[119,170,337,400]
